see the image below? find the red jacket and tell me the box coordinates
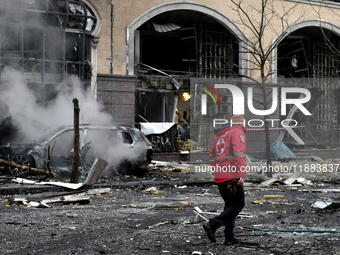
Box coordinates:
[209,124,247,183]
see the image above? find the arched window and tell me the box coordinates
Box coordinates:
[0,0,97,103]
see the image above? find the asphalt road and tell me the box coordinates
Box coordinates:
[1,173,340,255]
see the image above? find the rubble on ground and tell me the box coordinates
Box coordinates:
[0,156,340,254]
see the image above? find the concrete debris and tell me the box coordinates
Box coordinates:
[311,200,340,210]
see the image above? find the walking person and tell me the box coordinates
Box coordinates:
[203,114,247,245]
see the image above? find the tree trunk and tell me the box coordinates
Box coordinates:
[261,76,272,177]
[70,98,80,183]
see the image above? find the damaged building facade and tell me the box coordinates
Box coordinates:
[1,0,340,156]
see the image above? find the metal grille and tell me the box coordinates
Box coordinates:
[199,23,237,79]
[312,41,340,129]
[302,124,340,149]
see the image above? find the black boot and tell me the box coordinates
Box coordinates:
[203,222,216,243]
[224,231,240,245]
[224,237,240,245]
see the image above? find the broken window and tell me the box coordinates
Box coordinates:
[136,11,239,80]
[122,131,133,145]
[135,10,239,130]
[278,27,340,148]
[0,0,96,104]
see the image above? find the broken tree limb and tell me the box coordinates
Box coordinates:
[0,170,30,184]
[0,158,59,178]
[70,98,80,183]
[46,141,56,175]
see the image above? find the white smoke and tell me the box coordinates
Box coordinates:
[0,68,148,175]
[0,67,111,143]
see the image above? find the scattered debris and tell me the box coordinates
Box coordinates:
[296,177,313,185]
[143,187,165,194]
[301,189,340,193]
[152,221,169,227]
[193,209,209,222]
[259,178,282,186]
[311,155,324,163]
[192,252,203,255]
[12,177,84,190]
[311,200,340,210]
[246,154,256,165]
[11,158,108,190]
[283,171,300,185]
[122,204,138,208]
[259,171,311,187]
[0,158,59,178]
[263,195,285,199]
[10,188,110,208]
[193,206,253,222]
[244,226,340,234]
[23,201,50,208]
[153,201,193,210]
[83,158,108,186]
[251,200,266,204]
[151,160,169,167]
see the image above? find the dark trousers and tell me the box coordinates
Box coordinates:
[208,180,245,238]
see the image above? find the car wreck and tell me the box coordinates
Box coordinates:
[0,123,153,178]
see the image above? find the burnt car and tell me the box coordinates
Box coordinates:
[0,125,153,177]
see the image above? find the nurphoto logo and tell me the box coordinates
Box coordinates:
[199,84,312,127]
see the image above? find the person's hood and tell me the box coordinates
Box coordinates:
[214,123,247,136]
